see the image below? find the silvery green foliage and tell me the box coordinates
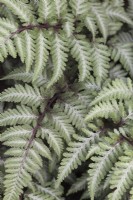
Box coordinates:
[0,0,132,86]
[0,0,133,200]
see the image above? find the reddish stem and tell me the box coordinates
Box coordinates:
[10,22,62,39]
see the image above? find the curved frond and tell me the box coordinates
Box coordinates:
[108,150,133,200]
[85,14,97,40]
[49,108,75,143]
[106,6,133,25]
[88,141,123,200]
[60,98,87,129]
[63,13,74,38]
[2,129,52,200]
[0,84,43,107]
[56,130,101,187]
[111,43,133,77]
[69,0,89,16]
[1,67,47,86]
[0,0,35,23]
[91,78,133,106]
[26,183,64,200]
[38,0,54,22]
[40,126,63,158]
[91,3,109,41]
[0,17,18,31]
[0,105,37,126]
[34,30,50,81]
[91,40,110,81]
[47,34,68,87]
[24,30,35,73]
[67,173,87,195]
[85,100,120,122]
[69,36,91,81]
[53,0,67,19]
[14,33,26,62]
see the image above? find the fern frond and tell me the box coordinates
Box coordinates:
[0,125,32,141]
[91,78,133,106]
[109,63,127,79]
[60,98,87,129]
[108,150,133,200]
[69,0,89,16]
[36,184,64,200]
[53,0,67,19]
[1,67,47,86]
[67,173,87,195]
[76,90,93,109]
[0,34,17,59]
[91,39,110,81]
[34,30,50,81]
[69,36,91,81]
[24,30,35,73]
[26,183,64,200]
[47,34,68,87]
[111,43,133,77]
[128,0,133,19]
[84,76,101,91]
[0,4,18,22]
[38,0,54,22]
[118,31,133,43]
[85,100,120,122]
[0,84,43,107]
[40,126,63,158]
[85,14,97,40]
[63,13,74,38]
[14,33,26,62]
[106,6,133,25]
[2,139,52,200]
[33,138,52,160]
[88,140,123,200]
[0,1,132,199]
[0,17,18,31]
[86,145,100,160]
[0,0,35,23]
[108,21,123,36]
[1,121,53,200]
[0,24,10,36]
[91,3,109,41]
[0,105,37,126]
[56,130,101,187]
[0,38,7,62]
[49,108,75,143]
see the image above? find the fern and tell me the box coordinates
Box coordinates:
[111,43,133,77]
[0,84,43,106]
[0,0,131,85]
[47,34,68,87]
[108,150,133,200]
[91,39,110,81]
[56,128,101,187]
[69,36,91,81]
[67,173,87,195]
[0,1,133,200]
[88,134,123,200]
[106,6,133,25]
[91,78,133,106]
[90,3,109,41]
